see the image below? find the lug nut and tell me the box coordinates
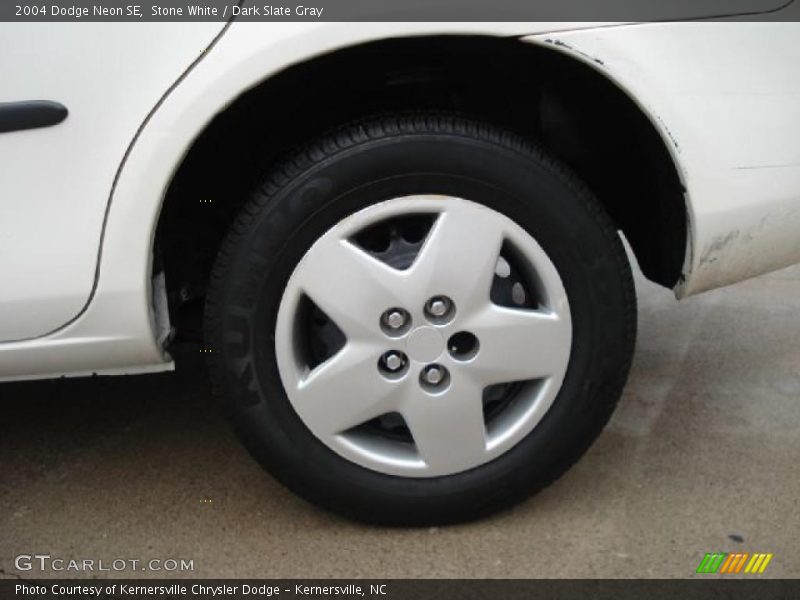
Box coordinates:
[429,300,447,317]
[385,310,406,330]
[425,296,453,320]
[382,351,405,372]
[381,308,410,335]
[422,364,445,385]
[420,364,450,392]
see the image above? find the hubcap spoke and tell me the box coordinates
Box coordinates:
[465,305,571,386]
[294,237,403,342]
[410,205,506,317]
[292,343,403,436]
[401,380,488,473]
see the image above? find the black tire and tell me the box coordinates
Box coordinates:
[204,114,636,525]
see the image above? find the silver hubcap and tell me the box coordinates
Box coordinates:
[275,196,572,477]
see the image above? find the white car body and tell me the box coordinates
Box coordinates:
[1,21,799,381]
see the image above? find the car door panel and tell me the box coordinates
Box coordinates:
[0,22,225,341]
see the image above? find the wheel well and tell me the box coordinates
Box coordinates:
[156,35,687,340]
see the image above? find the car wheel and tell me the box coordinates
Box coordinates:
[205,114,636,525]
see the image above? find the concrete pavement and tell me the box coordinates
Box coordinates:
[1,263,798,579]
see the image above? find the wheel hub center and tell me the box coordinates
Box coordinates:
[405,326,444,362]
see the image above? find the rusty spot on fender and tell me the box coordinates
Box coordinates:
[542,38,605,66]
[699,230,741,267]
